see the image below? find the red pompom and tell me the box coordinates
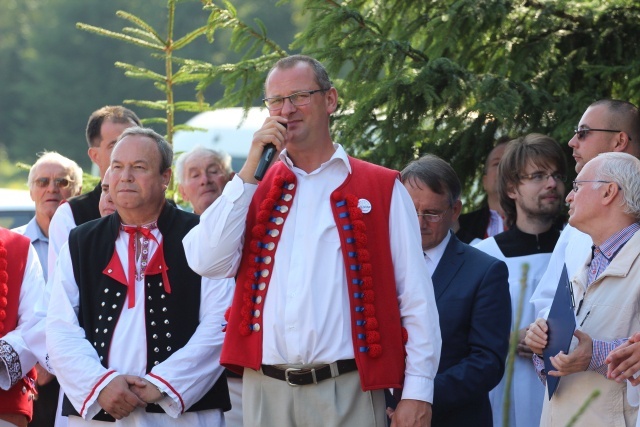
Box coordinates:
[360,263,372,276]
[345,194,359,207]
[368,344,382,358]
[0,284,7,297]
[356,249,370,262]
[361,277,373,290]
[401,327,408,344]
[364,317,379,330]
[349,207,363,220]
[0,260,7,271]
[240,305,252,318]
[267,188,283,201]
[260,198,276,212]
[352,220,366,232]
[366,331,381,344]
[273,176,285,187]
[224,307,231,322]
[283,171,295,182]
[331,192,343,202]
[354,232,368,248]
[252,224,267,238]
[363,290,375,303]
[242,293,253,304]
[0,247,6,258]
[256,210,271,224]
[0,297,7,308]
[363,304,376,317]
[0,310,5,320]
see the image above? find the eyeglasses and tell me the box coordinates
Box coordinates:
[34,177,72,189]
[263,89,327,110]
[574,127,631,141]
[416,207,450,223]
[519,172,566,183]
[571,180,619,193]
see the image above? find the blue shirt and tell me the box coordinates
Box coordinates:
[13,217,49,281]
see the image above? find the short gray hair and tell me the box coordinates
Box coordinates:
[175,145,232,184]
[116,127,173,173]
[401,154,461,207]
[265,55,333,95]
[592,152,640,219]
[28,151,83,194]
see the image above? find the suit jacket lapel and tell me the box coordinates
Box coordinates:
[431,233,465,300]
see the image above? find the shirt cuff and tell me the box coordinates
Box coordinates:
[84,370,120,419]
[589,338,627,377]
[223,174,257,206]
[400,374,433,404]
[0,340,21,390]
[532,354,547,386]
[146,375,182,418]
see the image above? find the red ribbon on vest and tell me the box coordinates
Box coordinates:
[121,225,157,309]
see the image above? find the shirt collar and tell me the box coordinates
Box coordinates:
[424,230,452,268]
[595,222,640,261]
[25,217,48,244]
[279,143,352,175]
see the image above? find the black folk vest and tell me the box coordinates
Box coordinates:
[62,203,230,421]
[67,183,102,226]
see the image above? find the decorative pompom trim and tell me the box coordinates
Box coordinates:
[238,170,296,336]
[335,194,383,359]
[0,239,6,334]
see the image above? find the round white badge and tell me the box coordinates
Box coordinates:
[358,198,372,214]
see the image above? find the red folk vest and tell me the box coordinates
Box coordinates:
[221,158,407,390]
[0,228,37,421]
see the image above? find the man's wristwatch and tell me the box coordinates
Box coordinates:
[154,384,168,399]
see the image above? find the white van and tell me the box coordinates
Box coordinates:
[172,107,266,172]
[0,188,35,229]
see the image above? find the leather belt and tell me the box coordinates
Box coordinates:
[261,359,357,386]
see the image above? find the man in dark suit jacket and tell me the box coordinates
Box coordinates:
[399,154,511,426]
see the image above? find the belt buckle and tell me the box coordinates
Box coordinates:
[284,367,317,386]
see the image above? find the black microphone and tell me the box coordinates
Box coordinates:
[254,143,276,181]
[254,123,285,181]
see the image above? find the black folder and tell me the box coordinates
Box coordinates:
[543,264,576,399]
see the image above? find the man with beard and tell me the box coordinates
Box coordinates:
[475,134,567,427]
[529,100,640,320]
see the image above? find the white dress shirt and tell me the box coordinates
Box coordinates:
[183,144,441,403]
[46,228,233,427]
[47,203,77,281]
[0,243,45,390]
[424,232,451,277]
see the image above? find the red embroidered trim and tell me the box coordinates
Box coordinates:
[239,171,296,336]
[0,239,7,334]
[81,369,117,417]
[332,192,382,359]
[148,372,185,413]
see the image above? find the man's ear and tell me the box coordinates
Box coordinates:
[88,146,99,165]
[601,182,621,206]
[451,199,463,222]
[613,131,631,153]
[506,183,518,201]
